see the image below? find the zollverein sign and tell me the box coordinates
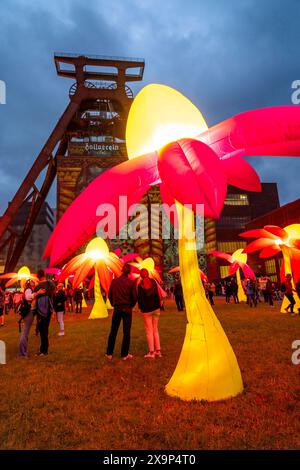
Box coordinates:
[68,141,126,156]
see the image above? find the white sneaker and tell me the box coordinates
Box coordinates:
[122,354,133,361]
[58,331,65,336]
[144,352,155,359]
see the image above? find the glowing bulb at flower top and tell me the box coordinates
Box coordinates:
[17,266,31,279]
[140,257,155,272]
[232,249,247,264]
[126,84,208,160]
[85,238,109,261]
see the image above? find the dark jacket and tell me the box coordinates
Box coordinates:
[174,281,183,297]
[137,279,161,313]
[53,289,67,313]
[108,275,137,308]
[74,288,83,302]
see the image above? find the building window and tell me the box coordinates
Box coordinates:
[224,194,249,206]
[217,241,247,253]
[265,259,276,275]
[216,216,251,228]
[220,266,230,278]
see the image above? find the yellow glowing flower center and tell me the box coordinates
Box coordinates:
[85,238,109,261]
[126,84,208,159]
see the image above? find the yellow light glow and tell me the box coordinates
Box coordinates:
[17,266,30,279]
[85,237,109,261]
[166,202,243,401]
[126,84,208,159]
[232,248,247,264]
[140,257,155,272]
[284,224,300,240]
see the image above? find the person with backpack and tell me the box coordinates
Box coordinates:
[74,287,83,314]
[137,268,163,359]
[174,278,184,311]
[33,269,55,356]
[282,273,297,316]
[18,280,45,358]
[53,283,67,336]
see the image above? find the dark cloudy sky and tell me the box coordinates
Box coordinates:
[1,0,300,214]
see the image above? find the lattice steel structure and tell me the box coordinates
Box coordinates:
[0,53,145,272]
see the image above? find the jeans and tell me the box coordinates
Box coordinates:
[175,295,184,311]
[18,311,34,357]
[143,310,161,352]
[57,311,64,332]
[285,293,296,312]
[38,314,51,354]
[106,307,132,357]
[75,301,82,313]
[265,292,274,306]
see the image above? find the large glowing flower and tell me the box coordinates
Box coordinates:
[240,224,300,312]
[45,84,300,402]
[59,238,122,319]
[0,266,38,289]
[129,256,162,283]
[210,249,255,302]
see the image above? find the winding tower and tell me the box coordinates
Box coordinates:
[0,53,145,272]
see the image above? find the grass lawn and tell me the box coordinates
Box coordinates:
[0,299,299,450]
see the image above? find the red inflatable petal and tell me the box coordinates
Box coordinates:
[198,106,300,160]
[73,259,94,288]
[229,263,239,275]
[210,250,234,264]
[243,238,275,253]
[220,156,261,192]
[45,152,160,265]
[241,263,255,279]
[239,229,278,240]
[158,139,227,219]
[264,225,288,240]
[97,261,111,295]
[0,272,18,279]
[259,246,281,258]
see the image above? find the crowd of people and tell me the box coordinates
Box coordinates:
[0,267,298,361]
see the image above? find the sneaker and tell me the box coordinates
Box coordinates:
[58,331,65,336]
[35,352,47,357]
[155,350,162,357]
[122,354,133,361]
[144,352,155,359]
[105,354,113,361]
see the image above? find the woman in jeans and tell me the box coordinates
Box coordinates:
[137,268,162,359]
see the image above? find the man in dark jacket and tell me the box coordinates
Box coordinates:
[34,269,55,356]
[174,279,184,311]
[106,264,137,361]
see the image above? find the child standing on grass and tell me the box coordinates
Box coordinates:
[54,283,67,336]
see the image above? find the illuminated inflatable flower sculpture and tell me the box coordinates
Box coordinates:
[169,266,208,283]
[45,84,300,401]
[240,224,300,313]
[130,256,162,283]
[59,237,122,319]
[0,265,38,290]
[210,249,255,302]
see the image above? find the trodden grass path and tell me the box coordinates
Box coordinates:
[0,299,299,450]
